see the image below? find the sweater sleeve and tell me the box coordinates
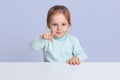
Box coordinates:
[30,36,45,51]
[72,38,88,62]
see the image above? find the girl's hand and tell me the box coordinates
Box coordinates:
[66,56,80,65]
[42,32,55,42]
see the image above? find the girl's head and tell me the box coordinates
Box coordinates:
[47,5,71,38]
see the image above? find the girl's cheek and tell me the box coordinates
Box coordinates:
[51,28,57,34]
[53,28,57,31]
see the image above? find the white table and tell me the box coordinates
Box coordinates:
[0,62,120,80]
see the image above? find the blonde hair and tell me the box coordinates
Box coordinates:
[47,5,71,28]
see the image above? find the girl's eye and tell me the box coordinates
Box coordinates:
[62,23,66,26]
[53,23,57,26]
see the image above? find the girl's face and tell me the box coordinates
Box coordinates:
[49,13,69,38]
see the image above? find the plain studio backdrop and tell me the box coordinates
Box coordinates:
[0,0,120,61]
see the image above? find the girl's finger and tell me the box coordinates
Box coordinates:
[76,61,80,65]
[51,30,56,37]
[51,37,53,42]
[71,61,78,65]
[45,34,48,40]
[48,34,51,40]
[69,60,73,65]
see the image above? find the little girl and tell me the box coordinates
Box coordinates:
[30,5,88,65]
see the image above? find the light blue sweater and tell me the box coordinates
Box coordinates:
[30,34,88,62]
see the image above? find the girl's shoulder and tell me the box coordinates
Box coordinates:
[67,34,80,43]
[67,35,81,46]
[68,34,79,41]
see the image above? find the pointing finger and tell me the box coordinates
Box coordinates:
[51,30,56,37]
[50,31,56,42]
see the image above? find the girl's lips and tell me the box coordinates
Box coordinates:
[56,32,62,35]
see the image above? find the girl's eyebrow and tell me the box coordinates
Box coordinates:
[53,23,57,24]
[52,23,58,24]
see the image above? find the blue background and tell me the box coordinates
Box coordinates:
[0,0,120,61]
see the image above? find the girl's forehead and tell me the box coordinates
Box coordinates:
[50,13,66,20]
[51,15,67,22]
[49,12,69,24]
[52,13,65,17]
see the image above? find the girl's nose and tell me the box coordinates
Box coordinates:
[57,25,61,30]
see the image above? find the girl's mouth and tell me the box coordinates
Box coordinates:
[56,32,62,35]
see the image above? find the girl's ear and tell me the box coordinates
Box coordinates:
[45,25,50,32]
[48,24,51,29]
[48,26,51,30]
[46,24,50,29]
[68,24,71,28]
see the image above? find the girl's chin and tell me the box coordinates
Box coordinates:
[55,34,64,38]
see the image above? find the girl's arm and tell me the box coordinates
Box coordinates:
[30,32,54,51]
[72,38,88,62]
[30,36,45,51]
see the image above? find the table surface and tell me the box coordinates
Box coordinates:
[0,62,120,80]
